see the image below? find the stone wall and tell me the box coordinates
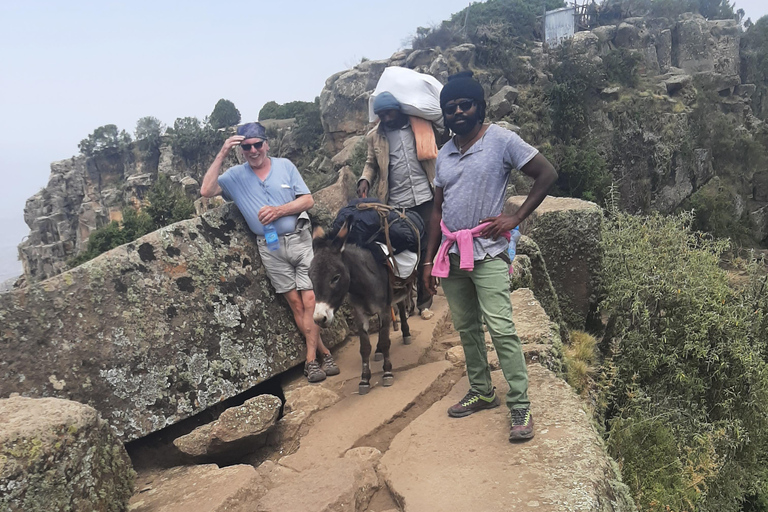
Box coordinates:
[1,203,347,441]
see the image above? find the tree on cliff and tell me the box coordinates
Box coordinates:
[209,99,241,129]
[78,125,132,157]
[134,116,165,154]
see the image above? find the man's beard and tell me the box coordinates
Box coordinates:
[446,111,480,136]
[383,112,409,131]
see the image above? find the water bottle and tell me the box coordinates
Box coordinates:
[507,226,521,262]
[264,223,280,251]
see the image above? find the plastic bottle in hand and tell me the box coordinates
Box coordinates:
[507,226,521,261]
[264,224,280,251]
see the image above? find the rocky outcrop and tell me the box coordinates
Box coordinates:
[0,203,348,441]
[19,140,241,284]
[0,396,135,512]
[507,196,603,330]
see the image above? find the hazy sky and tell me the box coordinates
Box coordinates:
[1,0,767,281]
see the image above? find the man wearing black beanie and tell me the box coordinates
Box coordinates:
[422,71,558,442]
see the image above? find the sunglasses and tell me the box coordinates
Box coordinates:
[240,141,265,151]
[444,100,475,116]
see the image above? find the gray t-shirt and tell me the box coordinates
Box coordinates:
[434,124,538,261]
[386,121,433,208]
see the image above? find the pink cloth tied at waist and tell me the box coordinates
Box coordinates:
[431,219,511,278]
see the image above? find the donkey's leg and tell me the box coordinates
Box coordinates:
[398,300,412,345]
[353,307,373,395]
[378,305,395,387]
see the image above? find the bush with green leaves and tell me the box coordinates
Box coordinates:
[545,143,611,203]
[169,116,226,165]
[258,100,317,121]
[547,44,605,142]
[209,99,241,129]
[604,48,643,88]
[78,124,132,157]
[599,207,768,511]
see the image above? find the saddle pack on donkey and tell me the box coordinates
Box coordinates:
[331,198,426,287]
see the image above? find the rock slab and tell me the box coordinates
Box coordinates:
[0,396,135,512]
[0,203,348,441]
[379,367,635,511]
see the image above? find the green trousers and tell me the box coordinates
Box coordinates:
[441,254,529,410]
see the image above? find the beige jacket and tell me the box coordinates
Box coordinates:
[359,119,438,205]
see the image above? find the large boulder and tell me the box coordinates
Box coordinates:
[673,14,740,76]
[310,166,358,230]
[0,203,348,441]
[506,196,603,330]
[0,396,135,512]
[319,61,386,153]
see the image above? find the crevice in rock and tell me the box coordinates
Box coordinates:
[125,372,286,471]
[351,366,463,454]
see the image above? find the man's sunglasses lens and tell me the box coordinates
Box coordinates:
[241,141,264,151]
[445,100,474,115]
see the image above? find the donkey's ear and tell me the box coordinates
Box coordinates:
[312,226,325,239]
[333,215,353,252]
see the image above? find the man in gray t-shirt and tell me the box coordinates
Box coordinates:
[423,72,558,442]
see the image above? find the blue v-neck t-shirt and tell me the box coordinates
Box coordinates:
[218,157,310,236]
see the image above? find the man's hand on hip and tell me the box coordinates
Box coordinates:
[478,213,521,240]
[357,179,369,198]
[258,205,283,225]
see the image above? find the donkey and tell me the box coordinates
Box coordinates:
[310,219,412,395]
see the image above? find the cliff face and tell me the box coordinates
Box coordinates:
[17,12,767,283]
[18,139,233,283]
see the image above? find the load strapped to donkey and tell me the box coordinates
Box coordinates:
[331,198,426,296]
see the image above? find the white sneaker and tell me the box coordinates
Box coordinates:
[420,308,434,320]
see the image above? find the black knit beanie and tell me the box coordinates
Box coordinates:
[439,71,485,108]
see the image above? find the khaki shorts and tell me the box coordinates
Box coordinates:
[257,220,313,294]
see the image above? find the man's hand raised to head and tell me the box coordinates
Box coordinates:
[220,135,245,155]
[356,179,369,198]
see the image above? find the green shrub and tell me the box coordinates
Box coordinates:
[599,208,768,511]
[545,143,611,203]
[685,179,754,244]
[169,117,226,165]
[604,48,643,87]
[258,100,317,121]
[547,43,605,142]
[145,174,195,227]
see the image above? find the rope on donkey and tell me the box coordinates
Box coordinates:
[354,201,422,294]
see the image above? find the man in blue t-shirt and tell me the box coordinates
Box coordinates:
[201,122,338,383]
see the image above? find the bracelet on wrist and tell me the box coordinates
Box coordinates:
[423,262,433,266]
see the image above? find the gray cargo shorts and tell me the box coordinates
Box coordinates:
[257,219,313,294]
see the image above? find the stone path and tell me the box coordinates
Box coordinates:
[129,289,634,512]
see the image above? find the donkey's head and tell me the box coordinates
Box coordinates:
[309,217,352,328]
